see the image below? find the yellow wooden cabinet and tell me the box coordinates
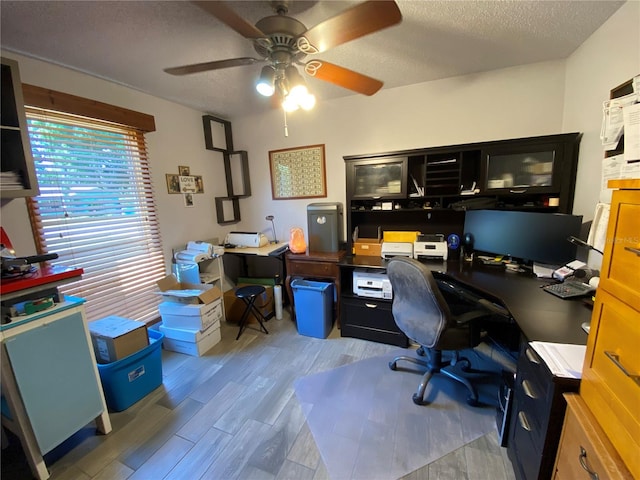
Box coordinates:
[579,179,640,478]
[553,394,632,479]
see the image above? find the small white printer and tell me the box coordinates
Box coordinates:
[225,232,269,248]
[353,269,393,299]
[414,234,448,261]
[381,242,413,259]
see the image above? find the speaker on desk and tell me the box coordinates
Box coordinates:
[461,232,474,262]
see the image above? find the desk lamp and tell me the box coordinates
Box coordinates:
[266,215,277,243]
[567,236,603,255]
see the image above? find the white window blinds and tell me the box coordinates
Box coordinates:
[26,107,165,323]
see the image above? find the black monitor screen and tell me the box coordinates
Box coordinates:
[463,210,582,265]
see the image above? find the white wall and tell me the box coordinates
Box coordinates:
[563,0,640,221]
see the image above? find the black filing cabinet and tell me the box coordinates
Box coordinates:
[340,296,408,347]
[507,342,579,480]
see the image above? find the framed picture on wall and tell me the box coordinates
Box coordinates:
[166,174,180,194]
[269,144,327,200]
[178,165,190,176]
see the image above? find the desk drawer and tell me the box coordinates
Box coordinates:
[581,290,640,478]
[509,342,579,480]
[553,394,632,480]
[600,189,640,311]
[340,297,408,347]
[288,261,338,277]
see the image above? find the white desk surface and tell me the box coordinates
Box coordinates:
[224,242,289,257]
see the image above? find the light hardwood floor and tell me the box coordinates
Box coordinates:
[2,310,516,480]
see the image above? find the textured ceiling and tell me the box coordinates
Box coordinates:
[0,1,625,119]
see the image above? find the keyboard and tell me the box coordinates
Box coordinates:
[543,281,595,299]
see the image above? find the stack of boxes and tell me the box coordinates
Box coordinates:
[156,274,224,356]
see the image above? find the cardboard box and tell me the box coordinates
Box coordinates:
[382,231,421,243]
[97,329,163,411]
[156,274,222,305]
[224,284,274,324]
[160,324,221,357]
[89,316,149,364]
[158,298,223,331]
[354,238,382,257]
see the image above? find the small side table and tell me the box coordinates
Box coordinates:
[285,250,345,325]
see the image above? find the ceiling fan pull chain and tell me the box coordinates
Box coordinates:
[283,109,289,137]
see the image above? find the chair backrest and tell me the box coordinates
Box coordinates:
[386,257,452,348]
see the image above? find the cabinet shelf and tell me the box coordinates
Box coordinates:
[1,57,39,198]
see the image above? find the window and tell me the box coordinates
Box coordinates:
[24,88,165,323]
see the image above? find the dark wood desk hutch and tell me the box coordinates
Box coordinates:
[340,133,582,346]
[343,132,581,256]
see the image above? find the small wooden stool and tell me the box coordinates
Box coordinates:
[235,285,269,340]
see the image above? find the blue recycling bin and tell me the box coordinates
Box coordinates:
[291,279,334,339]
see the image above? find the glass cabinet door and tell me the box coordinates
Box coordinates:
[349,157,407,199]
[483,144,560,193]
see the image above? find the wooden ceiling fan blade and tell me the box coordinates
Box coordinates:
[304,60,383,96]
[164,57,262,75]
[191,1,265,39]
[298,0,402,54]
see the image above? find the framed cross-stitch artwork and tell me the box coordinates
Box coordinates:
[269,144,327,200]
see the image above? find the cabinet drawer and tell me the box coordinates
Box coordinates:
[288,261,338,277]
[600,189,640,311]
[553,394,632,479]
[511,407,543,480]
[515,355,551,449]
[340,297,408,347]
[581,290,640,478]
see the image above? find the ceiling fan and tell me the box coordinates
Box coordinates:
[164,0,402,111]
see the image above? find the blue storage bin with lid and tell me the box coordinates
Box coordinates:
[97,329,164,411]
[291,279,334,339]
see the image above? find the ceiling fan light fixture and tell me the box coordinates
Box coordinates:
[299,92,316,111]
[256,66,276,96]
[281,65,314,110]
[282,94,300,112]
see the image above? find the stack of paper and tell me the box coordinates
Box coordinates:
[529,341,587,379]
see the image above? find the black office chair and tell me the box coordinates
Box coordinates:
[386,257,493,406]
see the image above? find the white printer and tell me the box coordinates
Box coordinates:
[413,234,448,261]
[381,242,413,259]
[353,269,393,299]
[225,232,269,248]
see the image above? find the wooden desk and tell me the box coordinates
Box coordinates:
[285,250,346,324]
[224,241,289,257]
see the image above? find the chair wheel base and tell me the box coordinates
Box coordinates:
[466,396,480,407]
[389,361,397,370]
[412,393,428,405]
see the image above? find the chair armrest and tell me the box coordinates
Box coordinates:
[453,309,491,325]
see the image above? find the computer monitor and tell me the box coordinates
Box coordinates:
[463,209,583,265]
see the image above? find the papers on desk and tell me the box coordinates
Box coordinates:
[529,341,586,379]
[532,262,557,279]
